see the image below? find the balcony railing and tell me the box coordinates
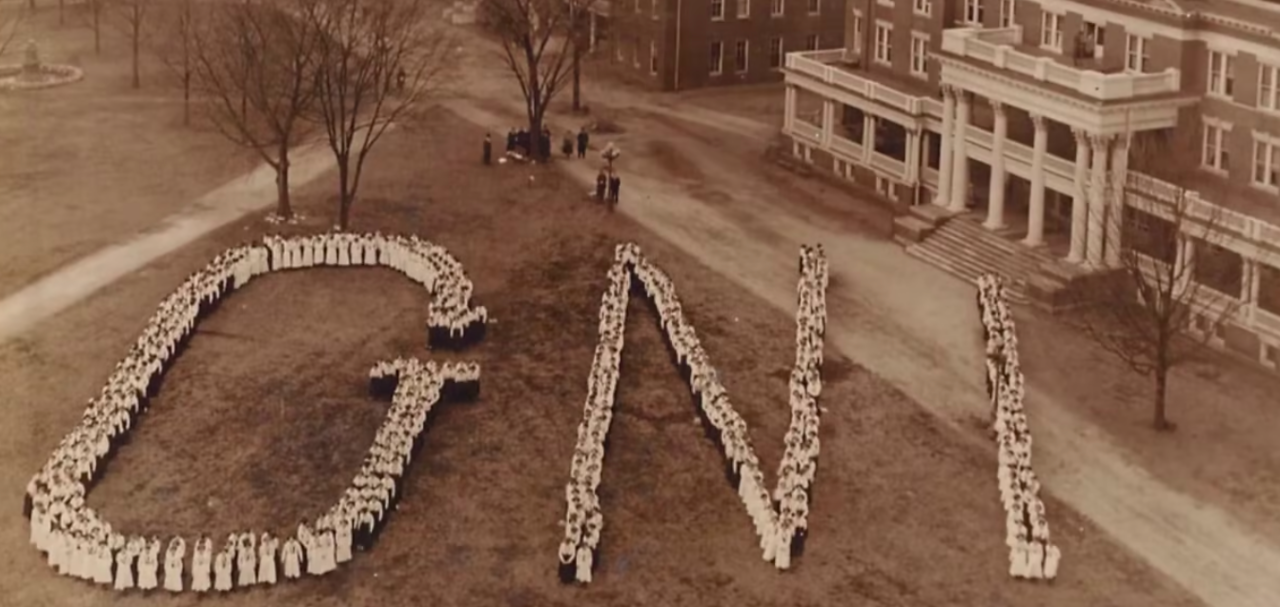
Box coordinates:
[785,50,928,115]
[940,27,1182,101]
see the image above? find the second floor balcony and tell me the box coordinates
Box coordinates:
[940,27,1182,102]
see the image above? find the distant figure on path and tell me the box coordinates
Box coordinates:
[595,169,608,202]
[506,129,517,154]
[483,133,492,165]
[562,131,574,159]
[577,127,590,158]
[608,172,621,208]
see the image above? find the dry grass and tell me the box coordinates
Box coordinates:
[0,108,1204,607]
[0,10,259,297]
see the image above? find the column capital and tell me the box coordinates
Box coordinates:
[1072,127,1089,143]
[940,84,956,100]
[1089,132,1114,150]
[990,99,1005,117]
[1030,113,1046,130]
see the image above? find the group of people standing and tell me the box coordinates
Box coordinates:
[977,274,1061,582]
[557,242,831,584]
[24,234,489,593]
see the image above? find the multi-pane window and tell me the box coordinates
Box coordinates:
[999,0,1015,27]
[1261,64,1280,110]
[808,0,819,13]
[874,22,893,65]
[651,0,659,17]
[710,41,723,75]
[1082,22,1105,59]
[734,40,749,73]
[910,33,929,77]
[1208,50,1235,97]
[1125,34,1149,72]
[1202,122,1230,172]
[1254,137,1280,188]
[736,0,749,18]
[768,37,783,68]
[913,0,930,16]
[806,34,819,51]
[650,41,658,74]
[633,38,641,67]
[1040,12,1063,50]
[963,0,983,25]
[771,0,783,16]
[711,0,724,19]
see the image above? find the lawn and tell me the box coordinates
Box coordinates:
[0,107,1202,607]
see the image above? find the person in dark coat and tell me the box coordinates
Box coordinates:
[482,133,492,165]
[540,127,552,160]
[562,131,574,159]
[608,173,621,205]
[595,169,607,202]
[506,129,517,154]
[577,128,589,158]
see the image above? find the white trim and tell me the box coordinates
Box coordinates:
[910,32,930,79]
[711,0,725,20]
[913,0,931,17]
[874,20,894,66]
[736,0,750,18]
[1125,33,1149,73]
[710,40,724,75]
[771,0,783,17]
[1207,48,1236,99]
[1202,120,1231,174]
[1040,11,1064,53]
[1259,62,1280,112]
[962,0,983,25]
[734,39,750,74]
[999,0,1015,27]
[768,36,785,69]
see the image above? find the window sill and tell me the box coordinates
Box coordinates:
[1039,44,1063,54]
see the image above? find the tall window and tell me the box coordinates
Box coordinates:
[1261,64,1280,110]
[874,22,893,65]
[771,0,783,16]
[963,0,983,25]
[806,34,819,51]
[851,11,864,53]
[1208,50,1235,98]
[1082,22,1105,59]
[808,0,820,13]
[710,41,723,75]
[1254,137,1280,188]
[1202,122,1230,172]
[734,40,749,73]
[999,0,1015,27]
[737,0,749,18]
[711,0,724,19]
[910,33,929,77]
[1125,34,1149,72]
[633,38,641,67]
[913,0,931,16]
[1040,12,1063,50]
[769,37,784,68]
[650,41,659,74]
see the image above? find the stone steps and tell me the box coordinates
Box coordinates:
[904,215,1063,305]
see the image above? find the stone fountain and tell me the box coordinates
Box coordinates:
[0,39,84,91]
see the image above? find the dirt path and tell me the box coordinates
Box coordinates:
[0,143,334,345]
[441,95,1280,607]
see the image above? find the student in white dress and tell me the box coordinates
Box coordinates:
[282,537,303,579]
[574,545,593,584]
[191,537,213,593]
[138,537,160,591]
[1027,540,1045,579]
[334,516,353,564]
[1009,541,1030,579]
[163,537,185,592]
[237,532,258,586]
[213,546,234,592]
[113,542,136,590]
[1043,544,1061,580]
[257,533,278,585]
[92,542,114,586]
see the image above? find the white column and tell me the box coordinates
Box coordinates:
[784,86,796,133]
[1022,114,1049,246]
[947,89,971,212]
[906,126,923,183]
[1067,128,1090,264]
[1105,134,1130,267]
[984,101,1008,230]
[1242,259,1256,302]
[821,100,835,147]
[862,113,874,162]
[934,85,956,207]
[1086,133,1112,267]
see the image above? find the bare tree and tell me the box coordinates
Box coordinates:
[306,0,451,230]
[1070,119,1245,431]
[484,0,574,161]
[567,0,598,112]
[190,0,325,220]
[84,0,106,55]
[109,0,149,88]
[150,0,196,124]
[0,4,26,59]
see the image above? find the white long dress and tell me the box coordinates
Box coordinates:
[163,543,185,592]
[257,538,277,585]
[138,543,160,590]
[574,546,593,584]
[191,548,212,593]
[238,544,257,586]
[93,545,114,585]
[335,524,353,563]
[213,551,233,592]
[282,540,302,579]
[113,547,135,590]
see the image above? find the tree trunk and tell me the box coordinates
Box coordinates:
[1152,365,1171,430]
[275,149,294,220]
[59,0,64,26]
[182,71,191,126]
[337,160,352,230]
[93,6,101,55]
[572,47,581,112]
[130,25,141,89]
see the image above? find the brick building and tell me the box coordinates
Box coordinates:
[780,0,1280,368]
[598,0,846,90]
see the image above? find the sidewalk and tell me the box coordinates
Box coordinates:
[0,142,334,345]
[442,97,1280,607]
